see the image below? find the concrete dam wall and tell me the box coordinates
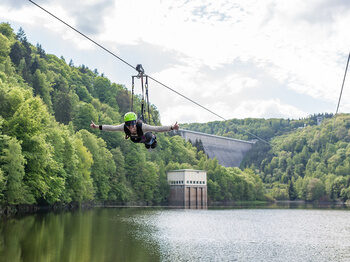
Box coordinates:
[176,129,255,167]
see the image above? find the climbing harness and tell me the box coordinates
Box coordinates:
[131,64,151,124]
[129,64,157,149]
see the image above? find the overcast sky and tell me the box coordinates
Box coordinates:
[1,0,350,125]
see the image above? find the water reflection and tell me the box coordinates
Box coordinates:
[0,209,160,262]
[1,206,350,262]
[209,201,350,210]
[129,208,350,262]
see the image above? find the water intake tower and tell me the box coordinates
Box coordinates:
[167,169,207,208]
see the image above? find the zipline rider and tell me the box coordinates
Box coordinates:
[90,112,179,149]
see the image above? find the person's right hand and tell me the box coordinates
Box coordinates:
[90,120,98,129]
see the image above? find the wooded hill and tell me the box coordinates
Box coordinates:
[183,113,350,202]
[0,23,266,207]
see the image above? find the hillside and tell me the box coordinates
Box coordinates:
[183,113,350,202]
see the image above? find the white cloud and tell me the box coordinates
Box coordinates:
[233,99,308,119]
[149,64,260,123]
[1,0,350,123]
[160,97,308,125]
[0,3,97,50]
[222,75,258,96]
[102,0,350,105]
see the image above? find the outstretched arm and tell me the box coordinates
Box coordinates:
[90,121,124,132]
[142,122,179,133]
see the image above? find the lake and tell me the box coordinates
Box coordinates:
[1,205,350,262]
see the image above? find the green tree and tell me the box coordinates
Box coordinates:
[133,162,159,204]
[306,178,325,201]
[109,147,131,202]
[77,130,115,200]
[0,22,14,39]
[207,179,221,202]
[6,97,51,142]
[9,42,23,66]
[0,34,10,63]
[115,87,131,114]
[36,43,46,58]
[53,92,74,124]
[288,179,297,200]
[0,168,4,202]
[73,102,98,131]
[153,160,169,204]
[5,96,66,204]
[340,187,350,201]
[16,27,26,42]
[94,77,111,103]
[32,69,52,109]
[270,183,289,200]
[18,57,30,82]
[75,85,93,103]
[27,134,66,204]
[72,135,94,201]
[0,85,32,120]
[0,136,31,204]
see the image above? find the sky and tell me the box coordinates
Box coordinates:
[1,0,350,125]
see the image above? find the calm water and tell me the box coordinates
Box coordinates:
[1,206,350,262]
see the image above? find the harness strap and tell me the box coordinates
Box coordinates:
[140,75,145,122]
[145,76,150,123]
[123,122,144,143]
[130,64,151,124]
[131,76,135,112]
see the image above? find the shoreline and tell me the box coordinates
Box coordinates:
[1,200,349,218]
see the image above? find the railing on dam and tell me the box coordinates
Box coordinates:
[175,129,256,167]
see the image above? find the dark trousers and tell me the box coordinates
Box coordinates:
[144,132,157,149]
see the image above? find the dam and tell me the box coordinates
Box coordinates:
[176,129,255,167]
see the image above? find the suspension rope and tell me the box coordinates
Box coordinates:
[27,0,270,145]
[131,76,135,112]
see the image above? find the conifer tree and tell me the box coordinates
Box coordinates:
[288,179,297,200]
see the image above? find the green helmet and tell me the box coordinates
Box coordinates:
[124,112,137,122]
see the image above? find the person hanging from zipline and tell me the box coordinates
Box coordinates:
[90,112,179,149]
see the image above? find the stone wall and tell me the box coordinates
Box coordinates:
[177,129,255,167]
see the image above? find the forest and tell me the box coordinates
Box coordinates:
[0,23,266,207]
[183,113,350,202]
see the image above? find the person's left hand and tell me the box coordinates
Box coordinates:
[172,122,179,131]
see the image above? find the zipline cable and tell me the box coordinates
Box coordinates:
[329,51,350,144]
[27,0,270,145]
[335,51,350,116]
[148,75,270,144]
[147,75,226,122]
[28,0,136,71]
